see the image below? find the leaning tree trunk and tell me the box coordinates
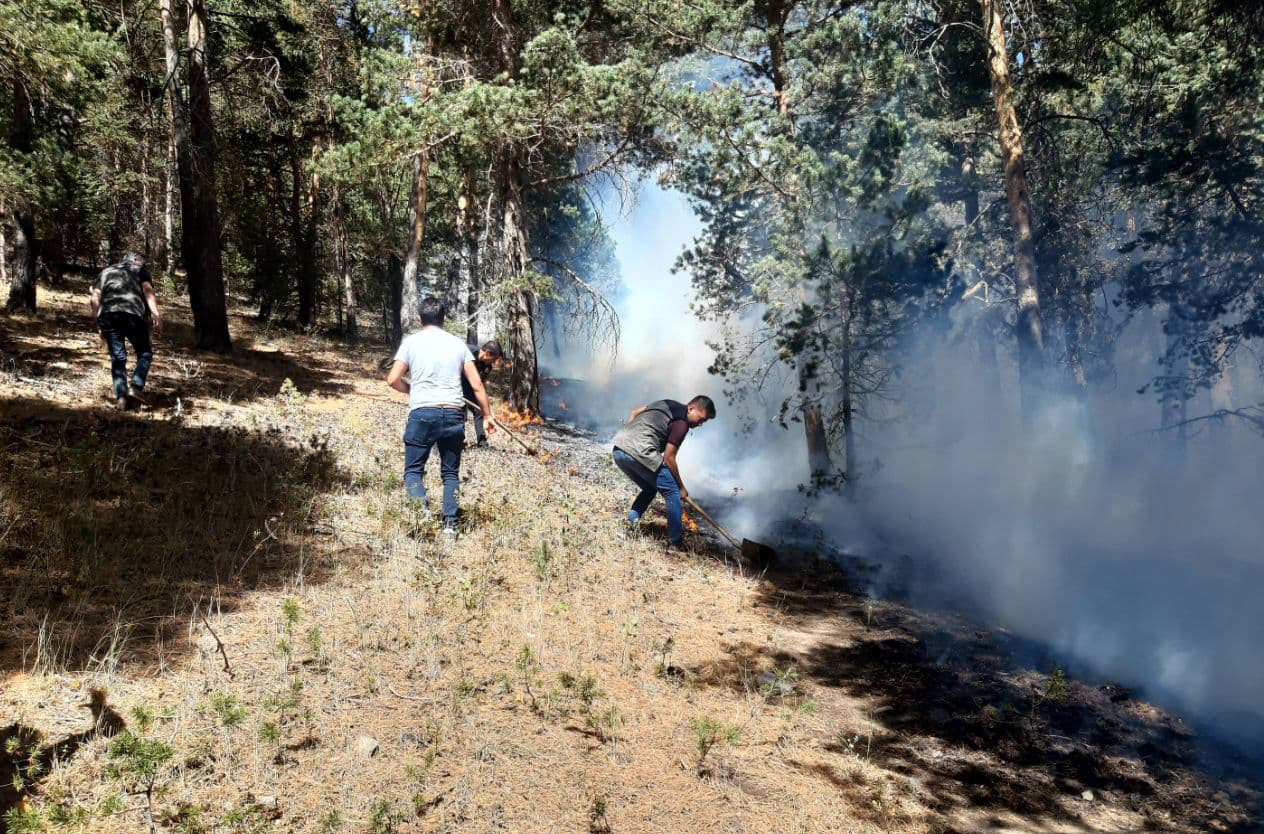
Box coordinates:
[459,168,480,344]
[168,0,231,352]
[980,0,1043,404]
[5,80,37,312]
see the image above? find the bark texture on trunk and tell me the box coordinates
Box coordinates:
[498,150,539,414]
[0,199,8,285]
[335,188,354,340]
[400,150,430,339]
[170,0,231,352]
[5,80,37,312]
[488,3,540,414]
[289,145,317,329]
[1159,304,1188,460]
[459,174,480,345]
[980,0,1043,399]
[840,312,855,489]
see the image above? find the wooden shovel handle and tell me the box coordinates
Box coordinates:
[462,398,536,454]
[683,496,742,550]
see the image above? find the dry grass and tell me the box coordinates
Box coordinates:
[0,281,1256,834]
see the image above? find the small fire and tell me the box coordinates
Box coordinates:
[682,511,699,533]
[496,404,543,429]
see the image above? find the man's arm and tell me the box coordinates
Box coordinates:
[662,442,687,500]
[627,405,646,423]
[142,281,162,334]
[386,360,410,395]
[462,361,497,434]
[88,287,100,317]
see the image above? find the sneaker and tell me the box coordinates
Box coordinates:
[114,395,129,411]
[616,518,640,540]
[442,523,459,543]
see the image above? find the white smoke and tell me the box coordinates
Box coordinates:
[541,179,1264,745]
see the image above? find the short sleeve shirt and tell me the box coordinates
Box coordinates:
[393,327,474,411]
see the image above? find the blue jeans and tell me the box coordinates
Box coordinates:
[612,447,683,544]
[403,407,465,523]
[98,312,153,400]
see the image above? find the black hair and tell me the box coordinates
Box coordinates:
[689,395,717,419]
[418,295,446,327]
[480,340,504,358]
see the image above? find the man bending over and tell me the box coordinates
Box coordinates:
[386,296,496,535]
[462,341,503,447]
[611,395,716,548]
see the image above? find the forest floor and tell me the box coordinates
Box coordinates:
[0,278,1260,834]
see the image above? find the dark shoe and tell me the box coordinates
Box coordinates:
[475,437,489,448]
[128,390,148,408]
[115,395,129,411]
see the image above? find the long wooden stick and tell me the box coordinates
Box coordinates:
[683,496,742,550]
[463,398,537,455]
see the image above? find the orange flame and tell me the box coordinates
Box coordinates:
[682,511,699,533]
[496,405,543,429]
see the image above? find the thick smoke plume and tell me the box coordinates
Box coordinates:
[539,182,1264,748]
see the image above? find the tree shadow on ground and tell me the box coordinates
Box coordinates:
[683,557,1261,833]
[0,397,354,679]
[0,281,356,406]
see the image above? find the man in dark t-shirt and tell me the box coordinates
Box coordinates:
[610,395,717,547]
[461,341,502,446]
[89,252,162,410]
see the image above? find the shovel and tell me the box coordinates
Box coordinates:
[462,398,539,456]
[683,496,776,568]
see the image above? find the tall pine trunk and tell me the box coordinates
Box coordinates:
[1159,303,1189,461]
[163,117,178,275]
[400,150,430,340]
[166,0,231,351]
[840,303,855,489]
[289,144,317,329]
[335,188,354,340]
[5,80,37,312]
[497,149,539,414]
[459,172,480,345]
[0,198,8,286]
[980,0,1043,404]
[489,0,540,414]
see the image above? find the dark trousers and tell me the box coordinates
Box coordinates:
[98,312,153,400]
[613,447,684,543]
[464,405,486,440]
[403,407,465,523]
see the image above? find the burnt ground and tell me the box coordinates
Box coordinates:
[734,553,1264,833]
[533,379,1264,833]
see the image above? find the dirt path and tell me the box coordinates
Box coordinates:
[1,281,1258,833]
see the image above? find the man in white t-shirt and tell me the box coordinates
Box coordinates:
[386,296,496,532]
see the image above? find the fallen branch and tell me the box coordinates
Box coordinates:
[197,608,235,680]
